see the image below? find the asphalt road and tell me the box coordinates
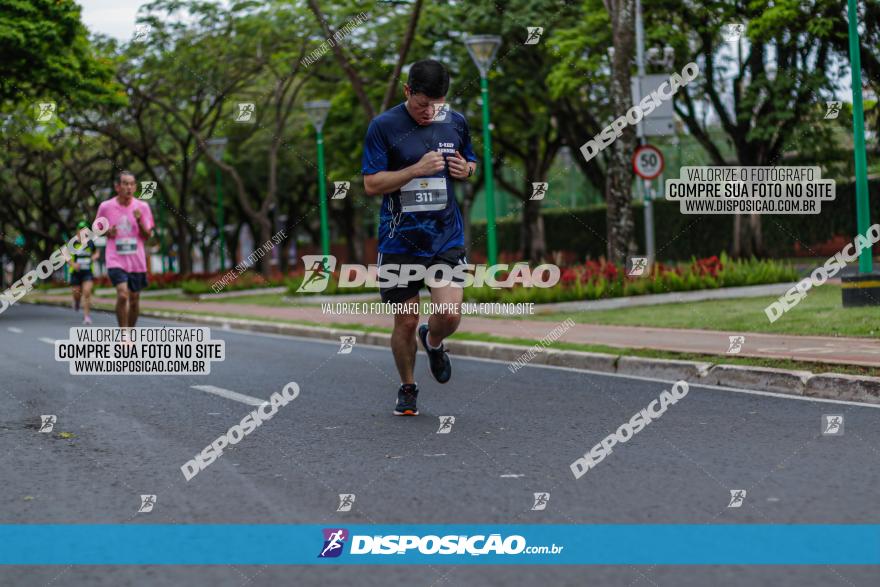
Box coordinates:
[1,303,879,586]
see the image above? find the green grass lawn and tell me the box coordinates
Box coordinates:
[26,297,879,377]
[534,284,878,338]
[137,284,876,338]
[96,305,880,378]
[141,292,328,305]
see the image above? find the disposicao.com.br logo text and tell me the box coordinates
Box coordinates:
[317,529,563,558]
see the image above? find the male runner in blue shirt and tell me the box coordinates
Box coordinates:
[362,59,478,416]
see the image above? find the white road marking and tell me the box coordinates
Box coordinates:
[144,322,880,410]
[39,337,56,345]
[424,453,447,457]
[190,385,266,406]
[500,474,525,478]
[7,327,22,333]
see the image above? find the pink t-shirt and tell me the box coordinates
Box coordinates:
[96,197,155,273]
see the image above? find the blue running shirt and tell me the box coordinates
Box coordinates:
[362,102,478,256]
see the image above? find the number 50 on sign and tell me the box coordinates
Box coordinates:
[632,145,665,180]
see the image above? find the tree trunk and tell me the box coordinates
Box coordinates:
[13,254,28,281]
[279,233,290,274]
[341,198,364,264]
[176,225,192,274]
[521,197,546,263]
[200,242,212,273]
[257,218,272,278]
[605,0,638,264]
[732,214,743,257]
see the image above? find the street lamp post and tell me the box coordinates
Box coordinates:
[206,138,228,271]
[465,35,502,266]
[304,100,332,260]
[841,0,877,307]
[847,0,872,274]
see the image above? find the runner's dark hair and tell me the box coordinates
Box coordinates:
[114,170,136,184]
[407,59,449,98]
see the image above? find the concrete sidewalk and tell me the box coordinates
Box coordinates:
[30,294,880,367]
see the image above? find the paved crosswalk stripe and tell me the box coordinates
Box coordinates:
[190,385,266,406]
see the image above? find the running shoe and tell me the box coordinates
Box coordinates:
[393,383,419,416]
[82,316,92,325]
[418,324,451,383]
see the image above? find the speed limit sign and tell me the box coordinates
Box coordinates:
[632,145,665,180]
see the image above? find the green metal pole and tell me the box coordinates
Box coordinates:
[479,76,498,266]
[847,0,872,273]
[216,166,226,271]
[316,129,330,259]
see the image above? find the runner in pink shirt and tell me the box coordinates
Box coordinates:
[95,171,154,328]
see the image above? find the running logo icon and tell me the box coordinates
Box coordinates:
[628,257,648,276]
[138,494,157,513]
[133,24,151,42]
[530,182,548,200]
[297,255,337,293]
[336,494,355,512]
[727,335,745,354]
[332,182,350,200]
[531,492,550,511]
[338,336,356,354]
[822,414,844,436]
[318,528,348,558]
[525,27,544,45]
[824,101,841,120]
[437,416,455,434]
[431,102,450,122]
[39,415,56,433]
[727,490,746,508]
[139,181,157,200]
[721,23,745,42]
[35,102,56,122]
[235,103,255,123]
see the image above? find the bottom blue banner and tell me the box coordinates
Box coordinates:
[1,525,878,565]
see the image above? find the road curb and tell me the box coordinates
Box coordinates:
[704,364,811,395]
[805,373,880,404]
[617,355,712,382]
[24,300,880,405]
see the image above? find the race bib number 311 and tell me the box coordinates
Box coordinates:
[400,177,448,212]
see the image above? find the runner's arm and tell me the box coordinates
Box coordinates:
[134,207,154,240]
[364,151,445,195]
[364,167,416,196]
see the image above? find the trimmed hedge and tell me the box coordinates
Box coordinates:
[470,178,880,261]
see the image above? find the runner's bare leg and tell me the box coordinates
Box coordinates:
[114,282,129,328]
[81,280,93,319]
[427,283,463,347]
[391,295,420,384]
[128,291,141,327]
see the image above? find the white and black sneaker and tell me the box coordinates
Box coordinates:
[418,324,451,383]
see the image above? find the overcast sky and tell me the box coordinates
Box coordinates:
[77,0,145,40]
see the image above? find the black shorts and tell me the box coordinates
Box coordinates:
[107,268,149,293]
[69,270,93,286]
[378,246,468,303]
